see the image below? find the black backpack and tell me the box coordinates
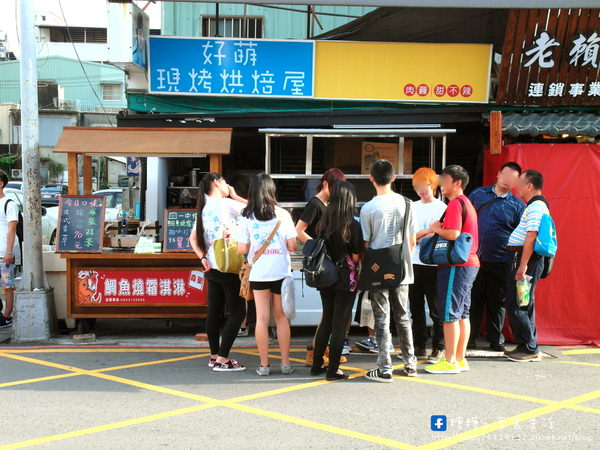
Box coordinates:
[301,238,339,289]
[4,199,24,256]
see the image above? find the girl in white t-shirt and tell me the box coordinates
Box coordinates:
[237,174,297,376]
[189,173,247,373]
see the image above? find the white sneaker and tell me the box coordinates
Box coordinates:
[256,365,270,376]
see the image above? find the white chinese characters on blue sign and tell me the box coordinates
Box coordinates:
[149,37,315,98]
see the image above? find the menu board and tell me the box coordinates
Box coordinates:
[56,195,106,253]
[164,209,197,252]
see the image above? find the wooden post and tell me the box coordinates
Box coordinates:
[67,153,79,195]
[83,155,92,195]
[490,111,503,155]
[209,155,222,174]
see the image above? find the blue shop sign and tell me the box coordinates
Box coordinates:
[148,37,315,98]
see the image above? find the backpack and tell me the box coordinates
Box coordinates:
[527,195,557,279]
[301,238,339,290]
[4,199,24,257]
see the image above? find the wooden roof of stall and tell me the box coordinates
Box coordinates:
[54,127,232,156]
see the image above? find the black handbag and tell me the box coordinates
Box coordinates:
[358,197,410,291]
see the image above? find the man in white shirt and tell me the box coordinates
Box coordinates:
[0,171,20,328]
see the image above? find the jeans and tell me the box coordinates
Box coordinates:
[369,285,416,373]
[505,251,545,354]
[409,264,444,351]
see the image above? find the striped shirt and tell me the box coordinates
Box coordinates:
[508,200,549,246]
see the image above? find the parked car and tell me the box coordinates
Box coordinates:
[41,184,68,206]
[5,181,23,190]
[4,188,57,245]
[93,188,125,222]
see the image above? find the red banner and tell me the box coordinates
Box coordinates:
[484,143,600,345]
[75,269,207,305]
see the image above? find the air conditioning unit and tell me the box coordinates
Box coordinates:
[11,169,22,179]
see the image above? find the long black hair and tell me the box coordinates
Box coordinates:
[242,173,277,221]
[195,172,221,253]
[317,181,356,241]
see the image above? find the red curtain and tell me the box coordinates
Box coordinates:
[484,143,600,345]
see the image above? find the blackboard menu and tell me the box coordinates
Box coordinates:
[56,196,106,253]
[164,209,197,252]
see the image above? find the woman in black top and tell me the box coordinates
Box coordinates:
[311,181,363,381]
[296,168,346,243]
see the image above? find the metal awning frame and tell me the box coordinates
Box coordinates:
[259,126,456,179]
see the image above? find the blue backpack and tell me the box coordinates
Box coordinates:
[528,196,557,278]
[534,212,557,257]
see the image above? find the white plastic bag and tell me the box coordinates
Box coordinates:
[281,275,296,320]
[359,292,375,329]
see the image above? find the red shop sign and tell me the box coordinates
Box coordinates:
[75,269,207,306]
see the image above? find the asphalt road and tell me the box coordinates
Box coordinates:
[0,322,599,449]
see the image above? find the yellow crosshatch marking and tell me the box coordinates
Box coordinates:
[0,347,598,449]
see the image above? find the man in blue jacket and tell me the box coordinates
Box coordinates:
[468,162,524,351]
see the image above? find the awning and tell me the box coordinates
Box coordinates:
[492,112,600,138]
[54,127,232,156]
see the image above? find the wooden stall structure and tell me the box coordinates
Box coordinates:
[53,127,232,319]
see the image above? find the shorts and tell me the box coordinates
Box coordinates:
[250,279,284,295]
[437,266,479,322]
[0,261,16,291]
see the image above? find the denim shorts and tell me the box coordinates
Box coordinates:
[437,266,479,322]
[0,260,16,291]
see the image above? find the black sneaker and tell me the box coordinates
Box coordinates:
[0,316,13,328]
[414,348,427,358]
[404,365,418,377]
[489,343,506,352]
[213,360,246,372]
[365,368,393,383]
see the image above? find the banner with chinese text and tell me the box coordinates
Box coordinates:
[148,37,491,103]
[149,37,314,98]
[75,269,207,306]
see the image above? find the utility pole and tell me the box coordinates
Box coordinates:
[13,0,56,342]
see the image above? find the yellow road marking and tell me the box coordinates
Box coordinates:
[392,364,600,415]
[554,360,600,368]
[0,351,414,449]
[226,402,416,449]
[0,404,216,450]
[233,348,367,374]
[0,352,216,403]
[562,349,600,355]
[0,373,80,388]
[0,353,210,389]
[0,348,208,353]
[418,388,600,449]
[2,348,600,450]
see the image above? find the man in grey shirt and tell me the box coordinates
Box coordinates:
[360,160,417,382]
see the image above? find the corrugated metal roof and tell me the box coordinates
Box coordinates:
[488,111,600,138]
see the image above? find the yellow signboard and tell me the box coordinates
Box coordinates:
[314,41,492,103]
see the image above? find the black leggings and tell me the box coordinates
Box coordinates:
[409,264,444,350]
[206,277,246,359]
[312,288,356,376]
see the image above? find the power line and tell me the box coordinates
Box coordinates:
[57,0,115,126]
